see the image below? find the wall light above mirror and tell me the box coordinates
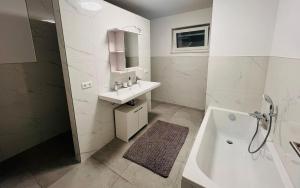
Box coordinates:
[78,0,103,11]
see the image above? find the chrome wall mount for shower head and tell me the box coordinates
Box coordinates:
[263,94,274,114]
[263,94,278,118]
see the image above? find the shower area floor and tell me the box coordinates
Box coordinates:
[0,132,77,188]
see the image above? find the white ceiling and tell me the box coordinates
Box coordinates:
[104,0,213,19]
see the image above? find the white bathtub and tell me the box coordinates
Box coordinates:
[182,107,294,188]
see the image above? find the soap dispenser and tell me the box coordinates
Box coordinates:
[128,76,132,86]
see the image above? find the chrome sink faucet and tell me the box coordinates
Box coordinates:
[114,81,122,91]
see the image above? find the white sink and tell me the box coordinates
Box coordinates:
[99,80,161,104]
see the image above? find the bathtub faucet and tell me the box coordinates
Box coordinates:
[248,94,277,154]
[249,111,268,122]
[248,95,277,122]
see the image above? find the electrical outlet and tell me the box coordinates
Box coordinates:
[81,81,92,89]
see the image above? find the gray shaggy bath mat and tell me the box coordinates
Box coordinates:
[123,120,189,178]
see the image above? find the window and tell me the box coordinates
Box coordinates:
[172,25,209,53]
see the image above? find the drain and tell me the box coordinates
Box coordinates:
[228,113,236,121]
[226,140,233,144]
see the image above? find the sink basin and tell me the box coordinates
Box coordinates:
[99,80,161,104]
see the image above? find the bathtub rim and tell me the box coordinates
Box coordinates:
[182,106,294,188]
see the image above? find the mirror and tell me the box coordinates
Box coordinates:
[124,32,139,68]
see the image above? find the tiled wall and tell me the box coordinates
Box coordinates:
[263,57,300,187]
[0,6,69,161]
[264,0,300,186]
[150,9,212,110]
[206,0,278,113]
[152,56,208,110]
[53,0,151,161]
[206,56,269,112]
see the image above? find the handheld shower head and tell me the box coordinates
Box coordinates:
[263,94,273,105]
[263,94,274,113]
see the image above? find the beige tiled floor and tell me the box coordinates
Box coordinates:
[0,101,204,188]
[50,101,204,188]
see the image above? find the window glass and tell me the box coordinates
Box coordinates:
[176,30,205,48]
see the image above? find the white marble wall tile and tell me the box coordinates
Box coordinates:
[262,56,300,187]
[264,57,300,146]
[151,56,208,110]
[53,0,151,161]
[206,56,269,112]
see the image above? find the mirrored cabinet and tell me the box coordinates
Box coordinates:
[107,29,140,73]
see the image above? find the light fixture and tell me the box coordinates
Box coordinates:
[78,0,103,11]
[41,19,55,24]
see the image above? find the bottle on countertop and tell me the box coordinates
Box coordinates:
[128,76,132,86]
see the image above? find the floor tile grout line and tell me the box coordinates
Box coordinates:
[92,152,140,187]
[111,173,135,187]
[47,163,81,188]
[91,155,129,178]
[109,173,123,188]
[29,171,43,188]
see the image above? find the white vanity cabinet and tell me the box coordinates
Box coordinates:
[114,99,148,142]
